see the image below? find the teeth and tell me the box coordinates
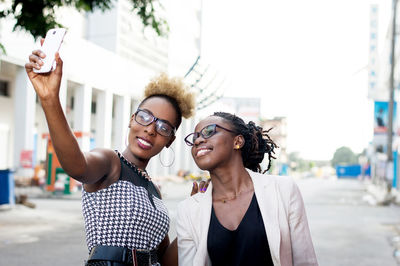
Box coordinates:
[138,138,152,147]
[197,149,211,157]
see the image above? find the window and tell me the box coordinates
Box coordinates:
[70,96,74,110]
[91,101,96,114]
[0,80,9,97]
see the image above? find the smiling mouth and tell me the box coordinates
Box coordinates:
[196,148,212,157]
[137,137,153,149]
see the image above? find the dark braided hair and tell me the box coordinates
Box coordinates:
[213,112,278,173]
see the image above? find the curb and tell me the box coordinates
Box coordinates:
[366,183,399,206]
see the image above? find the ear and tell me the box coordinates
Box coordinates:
[234,135,245,149]
[166,135,176,148]
[129,114,135,128]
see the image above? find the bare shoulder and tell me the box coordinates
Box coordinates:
[83,148,121,191]
[87,147,119,159]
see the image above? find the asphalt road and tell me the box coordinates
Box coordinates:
[1,177,400,266]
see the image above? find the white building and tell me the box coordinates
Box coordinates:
[0,0,202,177]
[368,3,400,187]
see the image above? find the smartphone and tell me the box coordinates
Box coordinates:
[33,28,67,73]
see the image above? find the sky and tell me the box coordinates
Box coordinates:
[198,0,392,161]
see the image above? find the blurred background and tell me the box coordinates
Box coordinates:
[1,0,400,265]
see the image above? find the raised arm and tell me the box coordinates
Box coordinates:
[25,47,118,185]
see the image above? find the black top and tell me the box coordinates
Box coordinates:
[207,193,274,266]
[117,151,161,208]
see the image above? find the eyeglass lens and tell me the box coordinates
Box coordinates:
[135,109,174,137]
[189,124,217,145]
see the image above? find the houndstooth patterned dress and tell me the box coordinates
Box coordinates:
[82,151,170,259]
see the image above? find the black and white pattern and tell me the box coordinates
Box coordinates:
[82,158,170,256]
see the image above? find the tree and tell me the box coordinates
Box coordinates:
[331,146,358,167]
[0,0,168,52]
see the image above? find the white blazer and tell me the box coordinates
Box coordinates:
[176,168,318,266]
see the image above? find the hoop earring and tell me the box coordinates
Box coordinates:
[159,146,175,167]
[125,127,130,147]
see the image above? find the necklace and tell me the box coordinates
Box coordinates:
[117,151,151,181]
[135,167,151,181]
[213,187,254,203]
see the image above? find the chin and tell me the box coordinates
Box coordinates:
[131,147,153,160]
[195,160,217,172]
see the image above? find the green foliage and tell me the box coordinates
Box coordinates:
[0,42,6,54]
[0,0,168,40]
[288,152,310,172]
[331,146,358,167]
[132,0,169,36]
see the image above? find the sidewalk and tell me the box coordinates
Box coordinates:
[11,174,192,201]
[365,179,400,206]
[0,179,192,250]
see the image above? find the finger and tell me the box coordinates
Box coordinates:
[54,52,63,74]
[205,179,211,189]
[40,38,44,46]
[199,181,207,193]
[190,182,199,196]
[201,179,210,193]
[32,49,46,58]
[28,54,43,66]
[25,62,41,72]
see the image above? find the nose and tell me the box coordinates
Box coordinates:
[193,134,205,146]
[144,121,157,136]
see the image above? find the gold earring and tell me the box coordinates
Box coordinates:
[235,145,240,149]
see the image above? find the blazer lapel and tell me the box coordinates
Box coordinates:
[193,182,213,265]
[248,169,281,266]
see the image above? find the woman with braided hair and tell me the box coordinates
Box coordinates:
[177,112,318,266]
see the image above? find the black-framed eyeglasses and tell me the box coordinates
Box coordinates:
[134,109,176,137]
[184,124,236,146]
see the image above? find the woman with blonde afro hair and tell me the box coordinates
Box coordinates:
[142,72,196,128]
[25,43,195,266]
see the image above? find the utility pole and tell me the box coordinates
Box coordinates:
[387,0,398,186]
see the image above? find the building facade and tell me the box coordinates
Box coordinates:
[260,117,288,175]
[0,0,202,178]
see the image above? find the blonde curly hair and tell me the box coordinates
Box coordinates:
[143,73,196,119]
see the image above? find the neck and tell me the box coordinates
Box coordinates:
[210,164,253,197]
[121,148,149,170]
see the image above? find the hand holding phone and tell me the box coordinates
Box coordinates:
[25,28,67,103]
[33,28,67,73]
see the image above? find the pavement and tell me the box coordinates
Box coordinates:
[0,179,193,245]
[1,177,400,265]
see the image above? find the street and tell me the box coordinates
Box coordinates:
[1,177,400,265]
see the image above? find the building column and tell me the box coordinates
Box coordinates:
[96,90,113,148]
[113,95,131,151]
[13,66,36,169]
[73,84,92,152]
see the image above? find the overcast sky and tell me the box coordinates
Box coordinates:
[199,0,391,160]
